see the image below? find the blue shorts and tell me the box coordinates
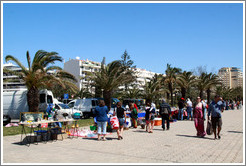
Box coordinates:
[118,118,125,126]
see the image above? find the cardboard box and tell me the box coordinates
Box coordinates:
[57,133,68,140]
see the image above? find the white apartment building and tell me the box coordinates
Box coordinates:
[64,57,101,91]
[3,63,27,91]
[119,68,161,91]
[64,58,161,92]
[218,67,243,89]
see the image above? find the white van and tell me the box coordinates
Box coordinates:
[3,89,57,120]
[73,98,98,118]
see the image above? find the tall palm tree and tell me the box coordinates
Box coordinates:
[197,72,221,103]
[5,50,77,112]
[196,72,209,99]
[164,64,182,106]
[90,58,135,108]
[176,71,196,98]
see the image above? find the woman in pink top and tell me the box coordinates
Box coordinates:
[193,97,206,137]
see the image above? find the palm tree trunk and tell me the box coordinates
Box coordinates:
[200,90,203,99]
[181,87,186,98]
[169,83,174,106]
[27,86,39,112]
[170,90,174,106]
[207,89,211,104]
[103,90,112,109]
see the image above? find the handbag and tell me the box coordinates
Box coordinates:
[206,120,213,135]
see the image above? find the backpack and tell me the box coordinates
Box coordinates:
[160,105,170,115]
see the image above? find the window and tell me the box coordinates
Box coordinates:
[55,104,60,110]
[40,94,46,103]
[47,95,53,104]
[92,100,97,106]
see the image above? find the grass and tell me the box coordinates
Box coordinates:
[3,118,95,136]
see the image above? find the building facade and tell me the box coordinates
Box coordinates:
[218,67,243,89]
[64,58,101,92]
[64,58,161,93]
[3,63,27,91]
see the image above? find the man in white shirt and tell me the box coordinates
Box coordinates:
[186,98,193,120]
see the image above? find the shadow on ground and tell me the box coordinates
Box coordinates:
[82,137,119,141]
[133,130,148,133]
[176,134,215,140]
[227,131,243,134]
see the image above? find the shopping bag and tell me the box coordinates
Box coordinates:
[41,123,48,128]
[110,116,119,130]
[206,120,213,135]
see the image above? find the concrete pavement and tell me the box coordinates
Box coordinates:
[2,108,244,164]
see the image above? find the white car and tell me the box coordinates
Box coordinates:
[54,103,83,118]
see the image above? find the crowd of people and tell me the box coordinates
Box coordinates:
[94,96,242,141]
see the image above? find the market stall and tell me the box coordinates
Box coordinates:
[19,112,80,146]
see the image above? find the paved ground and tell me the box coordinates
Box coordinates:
[3,108,244,164]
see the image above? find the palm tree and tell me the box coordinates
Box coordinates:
[205,73,221,103]
[197,72,221,103]
[5,50,77,112]
[116,84,143,99]
[90,58,135,108]
[196,72,209,99]
[215,85,233,100]
[143,74,167,103]
[164,64,182,106]
[176,71,196,99]
[74,87,93,99]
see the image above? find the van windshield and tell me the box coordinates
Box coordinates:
[40,94,45,103]
[58,104,70,109]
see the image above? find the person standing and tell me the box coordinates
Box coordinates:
[113,102,126,140]
[208,95,225,140]
[186,98,193,121]
[159,99,171,131]
[145,101,155,133]
[193,97,206,138]
[95,100,109,141]
[201,99,207,120]
[178,98,185,120]
[130,103,138,128]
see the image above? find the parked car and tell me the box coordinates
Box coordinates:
[96,98,120,108]
[54,103,83,118]
[67,100,76,108]
[73,98,98,119]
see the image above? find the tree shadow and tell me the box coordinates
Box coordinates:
[176,134,215,140]
[227,131,243,134]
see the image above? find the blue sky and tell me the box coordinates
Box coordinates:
[3,3,244,74]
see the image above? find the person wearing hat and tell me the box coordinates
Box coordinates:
[178,98,185,120]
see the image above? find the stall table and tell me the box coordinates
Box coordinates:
[19,119,78,146]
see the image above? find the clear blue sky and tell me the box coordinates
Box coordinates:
[3,3,244,74]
